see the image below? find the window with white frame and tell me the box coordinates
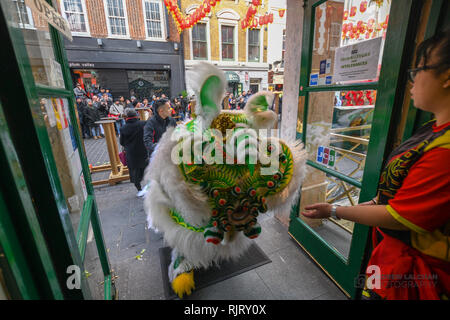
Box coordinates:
[192,23,208,60]
[105,0,128,37]
[12,0,34,28]
[248,28,260,62]
[143,0,165,39]
[221,25,235,61]
[61,0,89,34]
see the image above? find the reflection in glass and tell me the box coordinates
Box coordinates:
[84,223,105,300]
[39,97,87,233]
[9,0,65,88]
[310,0,391,85]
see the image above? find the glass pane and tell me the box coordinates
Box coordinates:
[310,0,391,86]
[8,0,65,88]
[39,97,88,233]
[83,222,105,299]
[305,89,376,181]
[297,165,357,259]
[127,70,170,100]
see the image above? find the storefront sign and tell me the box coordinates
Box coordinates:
[317,146,335,167]
[25,0,73,41]
[309,73,318,86]
[333,37,382,82]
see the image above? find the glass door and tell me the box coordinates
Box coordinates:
[0,0,113,299]
[288,0,420,298]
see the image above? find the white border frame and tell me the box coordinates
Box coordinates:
[103,0,130,39]
[246,26,263,63]
[60,0,91,37]
[142,0,167,41]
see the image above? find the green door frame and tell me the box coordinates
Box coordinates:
[0,0,114,299]
[288,0,424,299]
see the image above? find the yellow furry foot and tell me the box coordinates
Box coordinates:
[172,271,195,298]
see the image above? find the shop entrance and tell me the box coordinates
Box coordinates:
[288,0,424,299]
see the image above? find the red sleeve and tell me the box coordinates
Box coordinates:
[387,147,450,233]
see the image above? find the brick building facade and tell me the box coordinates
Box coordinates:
[55,0,186,100]
[180,0,270,96]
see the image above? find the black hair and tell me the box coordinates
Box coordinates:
[415,29,450,75]
[154,98,169,112]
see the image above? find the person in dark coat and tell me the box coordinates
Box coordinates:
[76,97,90,139]
[83,99,102,139]
[143,98,176,160]
[120,108,149,197]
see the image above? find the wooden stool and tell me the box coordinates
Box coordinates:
[91,120,129,186]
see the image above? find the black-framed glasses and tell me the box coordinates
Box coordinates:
[407,64,440,82]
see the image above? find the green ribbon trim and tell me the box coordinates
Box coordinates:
[169,209,207,233]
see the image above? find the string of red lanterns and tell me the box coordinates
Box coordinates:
[164,0,221,33]
[241,0,276,30]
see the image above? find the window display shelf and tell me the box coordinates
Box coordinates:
[334,105,375,110]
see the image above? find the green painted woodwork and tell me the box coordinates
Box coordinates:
[289,0,424,299]
[0,0,112,299]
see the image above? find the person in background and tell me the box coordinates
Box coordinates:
[83,99,102,140]
[143,98,177,160]
[92,95,106,137]
[120,108,149,197]
[76,97,90,139]
[302,30,450,300]
[125,98,134,109]
[109,99,125,136]
[237,97,246,110]
[74,83,87,99]
[97,87,106,99]
[105,88,113,99]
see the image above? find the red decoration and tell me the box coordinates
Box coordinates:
[350,6,357,17]
[269,12,273,23]
[279,9,285,18]
[343,10,348,20]
[360,1,367,13]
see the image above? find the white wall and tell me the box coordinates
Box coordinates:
[267,0,286,66]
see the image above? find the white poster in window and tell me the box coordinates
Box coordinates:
[333,37,382,82]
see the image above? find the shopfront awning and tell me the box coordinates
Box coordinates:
[225,71,240,82]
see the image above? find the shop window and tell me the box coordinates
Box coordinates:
[12,0,34,29]
[248,28,261,62]
[221,25,235,61]
[60,0,90,35]
[143,0,165,40]
[104,0,129,38]
[192,22,208,60]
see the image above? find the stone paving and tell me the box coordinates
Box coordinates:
[83,136,348,300]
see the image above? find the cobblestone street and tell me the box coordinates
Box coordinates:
[84,137,347,300]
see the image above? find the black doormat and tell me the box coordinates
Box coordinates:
[159,243,271,299]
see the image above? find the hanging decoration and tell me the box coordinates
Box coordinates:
[278,9,285,18]
[164,0,221,33]
[241,1,275,30]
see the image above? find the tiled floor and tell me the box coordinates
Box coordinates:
[84,137,348,300]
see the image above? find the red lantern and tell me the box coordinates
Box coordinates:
[279,9,285,18]
[360,1,367,13]
[259,16,264,25]
[269,12,273,23]
[210,0,216,5]
[350,6,357,17]
[343,10,348,20]
[252,0,260,6]
[200,9,206,19]
[205,2,211,13]
[164,0,169,7]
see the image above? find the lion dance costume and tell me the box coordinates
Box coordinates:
[144,63,306,298]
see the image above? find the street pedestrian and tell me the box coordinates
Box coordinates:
[84,99,102,139]
[119,108,149,197]
[143,98,177,160]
